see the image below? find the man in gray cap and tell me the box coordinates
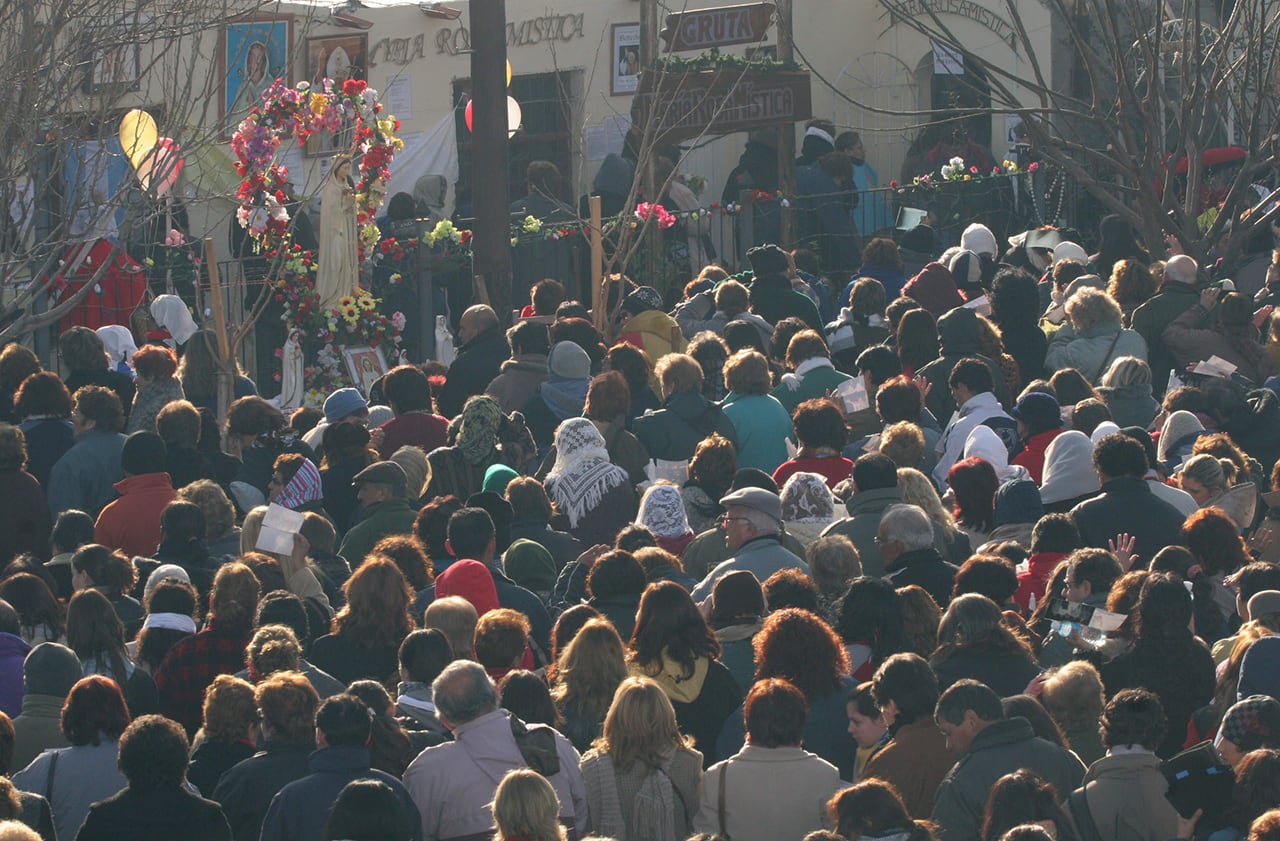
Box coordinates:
[337,461,418,567]
[690,486,807,602]
[11,642,82,769]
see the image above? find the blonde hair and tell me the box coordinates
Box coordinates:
[592,676,693,770]
[1040,660,1105,732]
[654,353,703,398]
[492,768,566,841]
[881,422,925,470]
[724,349,772,395]
[550,618,627,726]
[898,467,957,533]
[1101,356,1151,389]
[423,596,479,660]
[1065,288,1123,332]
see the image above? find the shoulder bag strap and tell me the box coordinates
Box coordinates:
[717,762,729,838]
[1092,328,1124,384]
[44,749,60,799]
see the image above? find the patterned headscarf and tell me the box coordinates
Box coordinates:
[637,483,692,538]
[780,471,836,523]
[545,418,629,528]
[457,395,503,465]
[276,458,323,509]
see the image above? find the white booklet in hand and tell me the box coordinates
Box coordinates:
[256,504,304,556]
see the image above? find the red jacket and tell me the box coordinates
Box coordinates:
[377,412,449,460]
[1011,428,1064,485]
[1014,551,1069,615]
[94,472,177,559]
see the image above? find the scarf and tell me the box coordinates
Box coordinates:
[637,483,692,538]
[457,396,503,465]
[1039,431,1100,505]
[277,458,323,509]
[779,471,835,522]
[142,612,197,634]
[546,418,629,528]
[540,377,590,421]
[579,751,679,841]
[778,356,834,391]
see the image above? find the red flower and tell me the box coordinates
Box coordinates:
[342,79,367,96]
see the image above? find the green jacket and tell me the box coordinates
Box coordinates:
[771,359,852,416]
[338,498,418,567]
[1129,283,1199,396]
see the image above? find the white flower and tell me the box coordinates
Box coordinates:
[296,81,310,91]
[949,155,965,168]
[247,207,270,233]
[940,165,955,179]
[362,89,378,105]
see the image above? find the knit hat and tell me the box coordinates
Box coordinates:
[23,642,83,697]
[1218,695,1280,752]
[993,477,1043,527]
[389,445,428,500]
[122,431,167,475]
[1089,421,1121,446]
[719,487,783,523]
[1238,636,1280,701]
[483,463,520,495]
[276,458,323,509]
[434,559,500,617]
[502,538,558,594]
[144,563,191,599]
[636,483,693,539]
[547,341,592,381]
[622,286,665,316]
[709,569,766,623]
[948,250,984,290]
[780,472,836,523]
[368,405,394,428]
[747,244,790,276]
[960,223,998,258]
[1051,241,1088,266]
[324,388,368,423]
[1010,392,1063,432]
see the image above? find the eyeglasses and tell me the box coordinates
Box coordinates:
[721,515,749,524]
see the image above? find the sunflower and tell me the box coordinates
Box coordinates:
[357,296,375,311]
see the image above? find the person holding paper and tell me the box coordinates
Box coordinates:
[1162,287,1274,386]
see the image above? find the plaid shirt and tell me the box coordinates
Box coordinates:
[153,619,251,734]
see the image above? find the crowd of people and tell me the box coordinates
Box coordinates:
[5,215,1280,841]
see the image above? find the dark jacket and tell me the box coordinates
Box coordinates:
[795,164,859,272]
[886,547,958,608]
[634,391,738,463]
[1130,283,1200,396]
[164,444,218,490]
[917,308,1011,420]
[65,368,135,423]
[931,717,1085,841]
[1070,476,1186,563]
[310,632,401,686]
[76,784,232,841]
[821,487,954,578]
[212,740,315,841]
[45,428,126,518]
[507,519,584,571]
[1100,637,1216,758]
[0,469,50,566]
[901,262,965,318]
[930,646,1042,698]
[437,326,510,419]
[188,738,257,798]
[1096,383,1160,430]
[1162,303,1274,385]
[319,456,367,537]
[19,417,73,490]
[999,322,1048,384]
[748,270,823,331]
[259,745,421,841]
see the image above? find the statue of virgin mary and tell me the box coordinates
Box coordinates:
[316,156,360,311]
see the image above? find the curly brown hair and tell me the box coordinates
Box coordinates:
[370,534,434,590]
[132,344,178,380]
[753,607,850,697]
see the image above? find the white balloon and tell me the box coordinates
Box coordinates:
[506,96,522,137]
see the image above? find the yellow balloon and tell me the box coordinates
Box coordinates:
[119,109,158,170]
[506,59,512,87]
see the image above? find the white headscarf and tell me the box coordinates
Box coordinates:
[1157,410,1205,469]
[963,425,1031,484]
[545,418,629,528]
[1089,421,1121,445]
[780,471,836,523]
[96,325,137,369]
[1038,430,1101,505]
[636,483,692,538]
[150,294,198,346]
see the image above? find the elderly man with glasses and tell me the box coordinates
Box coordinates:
[690,487,807,603]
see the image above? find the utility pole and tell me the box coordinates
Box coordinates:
[638,0,660,202]
[469,0,512,317]
[775,0,795,244]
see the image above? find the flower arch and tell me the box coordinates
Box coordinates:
[231,77,403,255]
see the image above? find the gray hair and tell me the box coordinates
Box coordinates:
[879,504,933,551]
[742,505,781,535]
[1101,356,1151,389]
[432,659,498,725]
[1180,453,1227,494]
[937,593,1003,646]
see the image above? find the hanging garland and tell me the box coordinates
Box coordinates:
[231,77,404,256]
[654,47,802,73]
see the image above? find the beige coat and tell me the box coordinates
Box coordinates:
[693,745,842,841]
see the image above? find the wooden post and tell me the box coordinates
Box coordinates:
[203,237,234,425]
[589,195,604,332]
[639,0,661,204]
[469,0,513,319]
[775,0,796,245]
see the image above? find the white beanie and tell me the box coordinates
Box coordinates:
[960,223,998,258]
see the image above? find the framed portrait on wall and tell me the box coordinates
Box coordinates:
[611,23,640,96]
[83,14,144,94]
[222,14,292,137]
[343,345,388,397]
[304,33,368,157]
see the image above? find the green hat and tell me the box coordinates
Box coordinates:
[483,463,520,495]
[502,538,557,593]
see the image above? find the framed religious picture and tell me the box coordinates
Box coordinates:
[304,33,368,157]
[83,14,144,94]
[222,14,292,137]
[611,23,640,96]
[343,345,389,396]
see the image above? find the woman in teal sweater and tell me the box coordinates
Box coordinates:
[720,349,795,475]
